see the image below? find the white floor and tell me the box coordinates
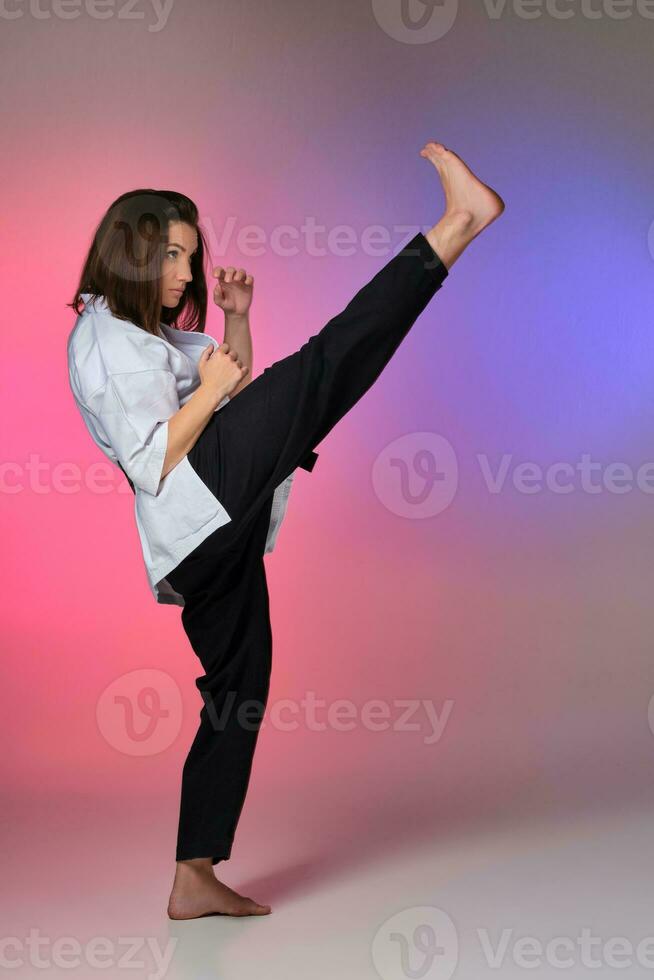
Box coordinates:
[7,794,654,979]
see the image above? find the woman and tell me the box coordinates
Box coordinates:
[66,141,504,919]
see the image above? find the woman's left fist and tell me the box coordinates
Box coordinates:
[212,266,254,316]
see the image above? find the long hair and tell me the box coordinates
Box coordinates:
[67,189,210,335]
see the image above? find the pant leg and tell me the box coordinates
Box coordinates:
[173,493,275,864]
[181,231,448,555]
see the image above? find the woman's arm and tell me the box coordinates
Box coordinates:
[161,342,248,480]
[222,312,253,397]
[212,266,254,398]
[161,384,224,480]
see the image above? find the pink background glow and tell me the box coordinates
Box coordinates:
[3,0,654,951]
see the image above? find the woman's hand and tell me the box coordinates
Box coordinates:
[198,341,249,402]
[212,266,254,316]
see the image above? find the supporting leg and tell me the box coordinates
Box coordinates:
[167,497,275,919]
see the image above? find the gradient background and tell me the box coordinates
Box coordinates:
[3,0,654,976]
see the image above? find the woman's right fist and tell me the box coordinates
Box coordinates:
[198,341,249,400]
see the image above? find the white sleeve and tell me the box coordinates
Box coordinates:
[96,368,179,496]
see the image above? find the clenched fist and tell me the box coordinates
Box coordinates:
[198,341,249,401]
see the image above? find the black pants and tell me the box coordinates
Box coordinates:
[158,231,448,863]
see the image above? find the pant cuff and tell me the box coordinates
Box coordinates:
[403,231,449,282]
[176,839,234,865]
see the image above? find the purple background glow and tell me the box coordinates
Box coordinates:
[3,0,654,930]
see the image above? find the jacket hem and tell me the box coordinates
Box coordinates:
[147,508,233,606]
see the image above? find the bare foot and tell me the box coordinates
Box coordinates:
[167,860,271,919]
[419,141,505,269]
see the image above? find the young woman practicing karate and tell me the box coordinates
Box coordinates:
[66,141,504,918]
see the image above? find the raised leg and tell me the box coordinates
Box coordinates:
[179,142,504,559]
[178,231,447,562]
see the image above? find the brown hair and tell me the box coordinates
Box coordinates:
[67,189,210,335]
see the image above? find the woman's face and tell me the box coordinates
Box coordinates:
[160,220,198,308]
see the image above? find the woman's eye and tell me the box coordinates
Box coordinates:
[166,249,196,261]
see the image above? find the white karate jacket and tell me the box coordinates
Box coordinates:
[66,293,299,607]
